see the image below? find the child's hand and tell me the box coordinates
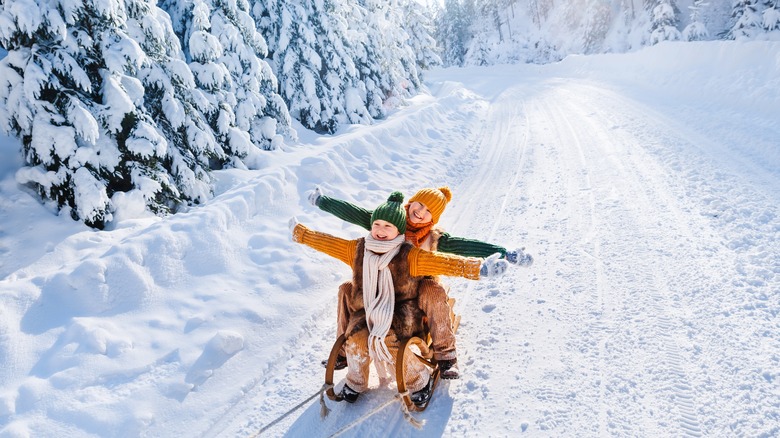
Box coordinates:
[289,217,305,243]
[308,187,322,206]
[479,253,508,278]
[506,247,533,267]
[288,216,300,234]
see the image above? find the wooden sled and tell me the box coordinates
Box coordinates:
[397,297,460,412]
[324,333,348,402]
[324,297,461,413]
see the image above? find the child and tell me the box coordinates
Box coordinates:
[310,186,532,378]
[291,192,507,405]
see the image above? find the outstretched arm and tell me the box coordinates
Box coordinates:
[310,188,373,231]
[407,247,507,280]
[438,233,533,266]
[436,232,508,258]
[291,222,358,266]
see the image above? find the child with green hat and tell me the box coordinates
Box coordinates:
[290,192,507,405]
[309,186,533,379]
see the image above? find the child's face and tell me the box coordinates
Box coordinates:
[407,201,433,224]
[371,219,400,240]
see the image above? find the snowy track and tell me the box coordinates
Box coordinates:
[223,64,778,436]
[2,43,778,437]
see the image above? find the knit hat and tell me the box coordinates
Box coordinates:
[408,186,452,224]
[371,191,407,234]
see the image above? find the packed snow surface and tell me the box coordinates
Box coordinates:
[1,41,779,437]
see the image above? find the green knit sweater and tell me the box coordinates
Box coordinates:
[317,195,508,259]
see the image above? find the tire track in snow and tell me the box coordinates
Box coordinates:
[554,82,707,437]
[578,84,707,437]
[522,90,606,436]
[431,85,535,435]
[561,81,779,436]
[514,80,709,436]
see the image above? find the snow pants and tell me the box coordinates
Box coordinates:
[336,278,457,361]
[343,327,430,394]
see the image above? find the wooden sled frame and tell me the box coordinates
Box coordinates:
[397,297,461,412]
[324,297,461,412]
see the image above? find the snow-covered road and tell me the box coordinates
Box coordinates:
[217,44,779,437]
[1,42,778,437]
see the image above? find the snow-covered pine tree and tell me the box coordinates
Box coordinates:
[250,0,281,60]
[467,32,492,66]
[436,0,471,66]
[124,0,221,212]
[399,0,442,71]
[343,2,383,119]
[160,0,233,162]
[0,0,114,227]
[347,0,420,118]
[726,0,764,39]
[581,0,614,53]
[160,0,293,163]
[254,0,334,132]
[556,0,614,54]
[762,0,780,31]
[465,0,507,65]
[683,0,710,41]
[599,0,645,52]
[309,0,373,128]
[383,0,422,100]
[649,0,682,44]
[0,0,208,228]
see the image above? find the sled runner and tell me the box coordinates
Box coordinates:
[324,297,461,412]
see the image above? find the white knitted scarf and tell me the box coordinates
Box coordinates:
[362,233,405,377]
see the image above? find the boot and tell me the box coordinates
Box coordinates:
[338,383,360,403]
[438,358,460,379]
[321,354,347,370]
[410,376,435,407]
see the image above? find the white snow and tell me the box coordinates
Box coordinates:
[1,41,779,437]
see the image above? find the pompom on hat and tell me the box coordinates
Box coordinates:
[408,186,452,224]
[371,191,407,234]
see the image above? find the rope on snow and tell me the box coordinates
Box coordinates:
[328,396,397,437]
[252,383,329,437]
[320,383,333,418]
[328,393,425,437]
[253,385,424,437]
[397,391,426,429]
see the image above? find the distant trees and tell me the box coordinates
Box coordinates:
[401,1,442,70]
[431,0,780,66]
[727,0,764,39]
[683,0,710,41]
[649,0,682,44]
[761,0,780,31]
[435,0,472,66]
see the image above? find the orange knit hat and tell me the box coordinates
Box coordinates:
[408,186,452,224]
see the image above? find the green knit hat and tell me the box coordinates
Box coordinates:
[371,191,407,234]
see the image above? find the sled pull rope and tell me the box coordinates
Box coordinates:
[252,383,329,437]
[320,383,334,418]
[328,394,421,438]
[397,391,426,429]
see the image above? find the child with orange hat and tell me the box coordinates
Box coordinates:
[291,192,507,405]
[309,186,532,378]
